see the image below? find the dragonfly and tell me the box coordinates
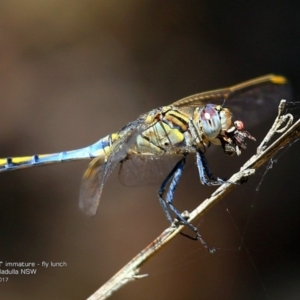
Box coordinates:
[0,74,291,251]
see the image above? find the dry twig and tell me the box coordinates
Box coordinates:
[87,100,300,300]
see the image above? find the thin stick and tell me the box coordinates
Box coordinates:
[87,100,300,300]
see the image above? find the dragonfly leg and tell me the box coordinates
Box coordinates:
[158,157,186,224]
[158,156,215,252]
[196,150,225,186]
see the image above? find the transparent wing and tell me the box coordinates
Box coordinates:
[172,87,232,108]
[79,156,107,216]
[172,74,292,128]
[79,113,156,216]
[223,75,292,128]
[118,153,183,187]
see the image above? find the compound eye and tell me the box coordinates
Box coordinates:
[234,120,244,130]
[200,104,222,138]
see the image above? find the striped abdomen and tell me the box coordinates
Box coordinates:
[0,133,118,172]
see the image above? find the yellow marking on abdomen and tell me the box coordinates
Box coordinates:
[0,156,32,166]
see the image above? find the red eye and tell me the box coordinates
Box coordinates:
[234,120,244,130]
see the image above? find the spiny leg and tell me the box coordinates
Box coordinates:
[158,157,185,224]
[196,150,225,186]
[158,155,215,252]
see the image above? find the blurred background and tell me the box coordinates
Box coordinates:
[0,1,300,299]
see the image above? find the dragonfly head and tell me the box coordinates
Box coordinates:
[200,104,256,156]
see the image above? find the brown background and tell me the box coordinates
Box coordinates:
[0,1,300,299]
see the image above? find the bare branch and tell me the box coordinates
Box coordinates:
[86,100,300,300]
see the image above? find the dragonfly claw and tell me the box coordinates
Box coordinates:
[196,233,216,253]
